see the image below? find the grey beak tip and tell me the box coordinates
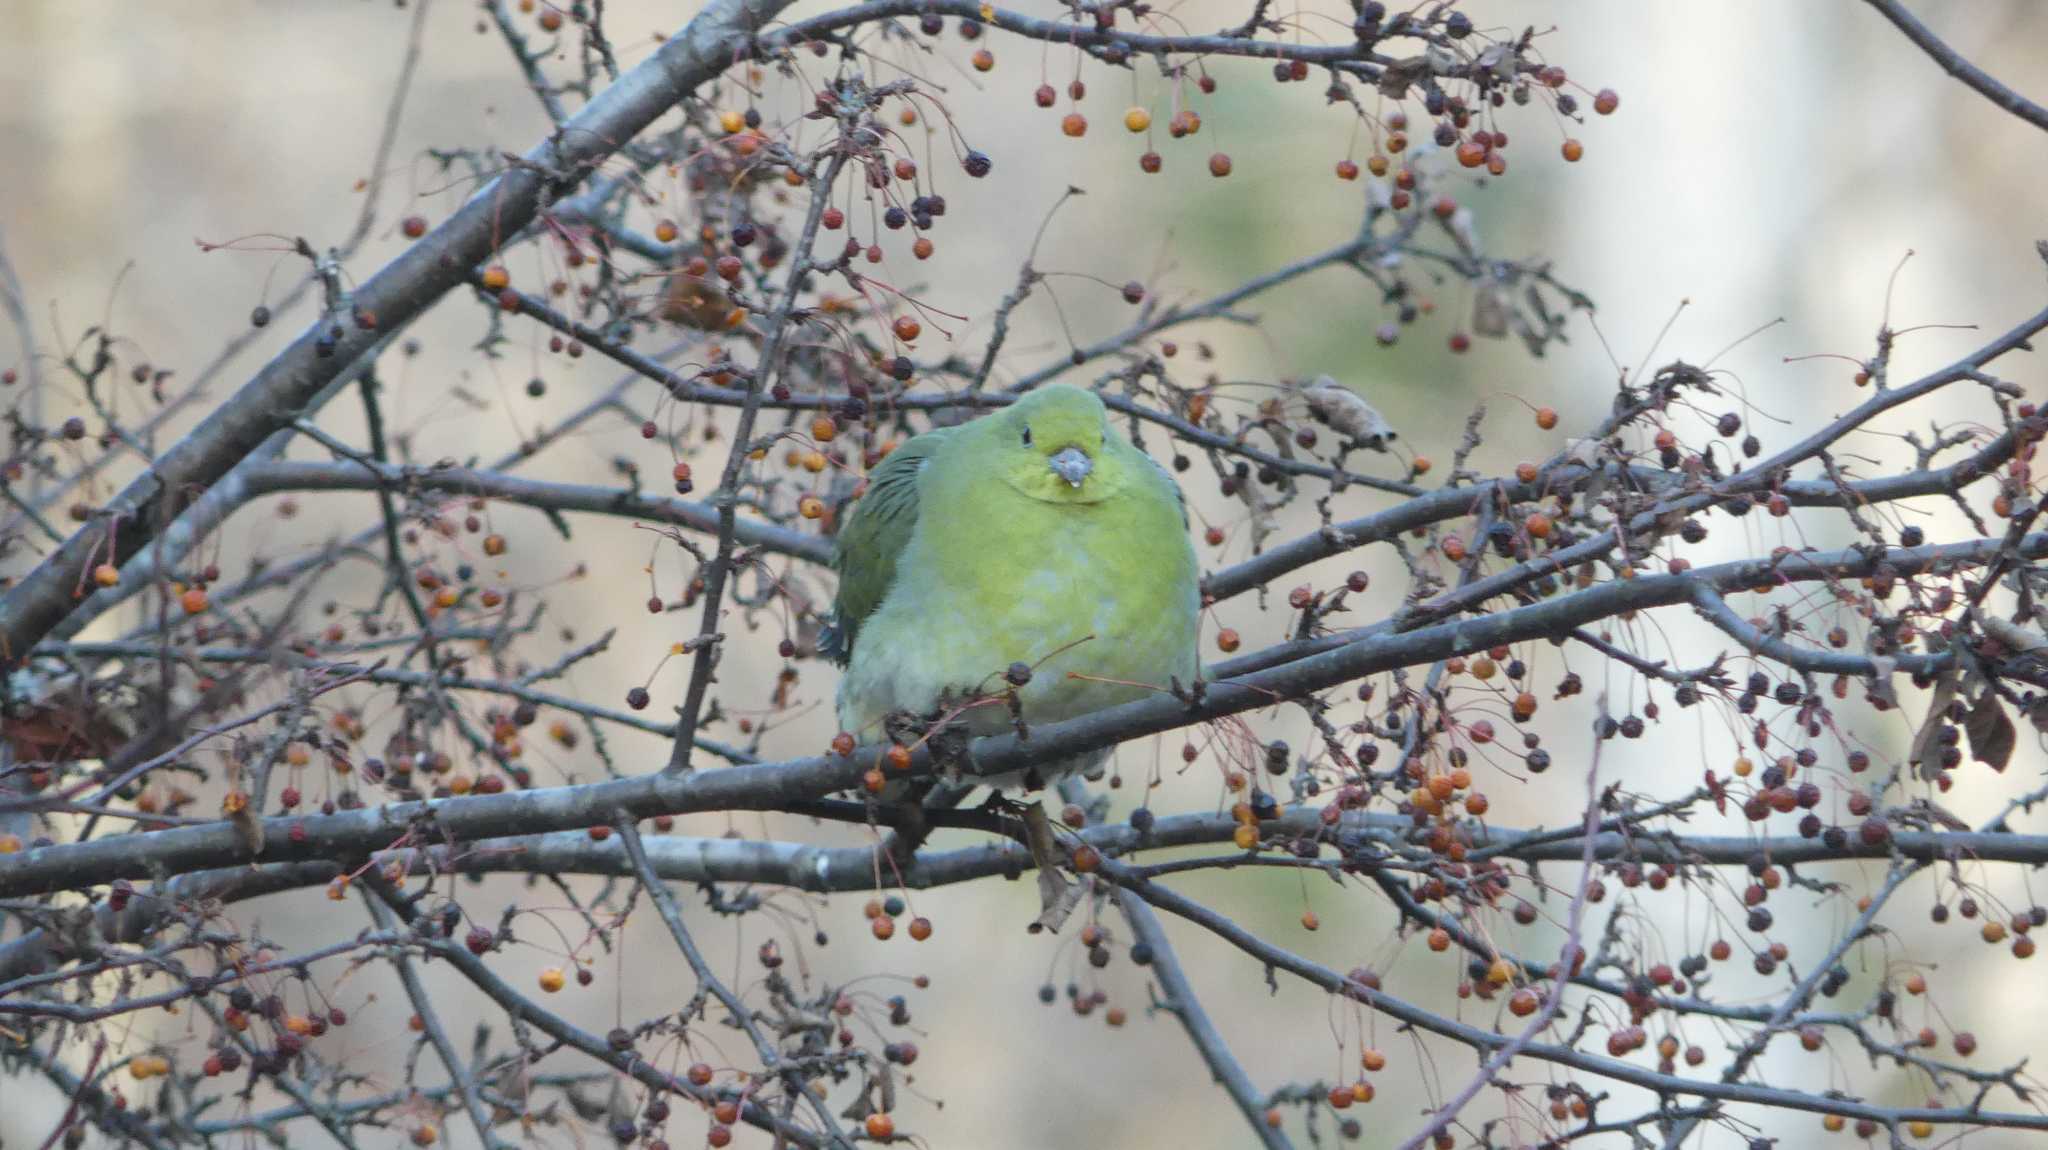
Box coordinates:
[1049,447,1092,488]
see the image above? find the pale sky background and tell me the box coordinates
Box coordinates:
[4,2,2048,1147]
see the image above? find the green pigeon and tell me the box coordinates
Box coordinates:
[823,384,1200,792]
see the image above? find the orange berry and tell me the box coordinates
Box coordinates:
[1208,152,1233,178]
[1216,627,1241,653]
[799,496,826,520]
[891,315,921,342]
[480,265,510,291]
[1440,536,1467,562]
[719,110,746,134]
[1336,159,1360,180]
[1525,512,1552,538]
[482,533,506,556]
[908,916,933,941]
[1560,138,1584,162]
[1362,1048,1387,1071]
[180,587,209,615]
[1535,406,1558,429]
[885,743,912,771]
[865,1114,895,1139]
[1411,455,1432,474]
[1124,107,1151,133]
[538,968,565,993]
[971,48,994,71]
[1301,910,1320,931]
[92,563,119,587]
[1062,112,1088,137]
[1427,927,1451,951]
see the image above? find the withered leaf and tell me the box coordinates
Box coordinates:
[1473,284,1510,338]
[1963,690,2016,773]
[1907,667,1957,781]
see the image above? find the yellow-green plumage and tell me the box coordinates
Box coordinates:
[826,385,1199,789]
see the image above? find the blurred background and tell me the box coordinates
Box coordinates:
[4,1,2048,1146]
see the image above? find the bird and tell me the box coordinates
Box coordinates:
[822,384,1200,798]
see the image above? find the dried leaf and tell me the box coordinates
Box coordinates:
[1979,614,2047,655]
[1300,376,1397,449]
[1022,804,1085,934]
[1907,667,1957,781]
[1562,437,1602,470]
[1032,870,1086,935]
[1377,56,1429,99]
[1866,655,1898,709]
[1472,284,1510,338]
[1964,690,2016,773]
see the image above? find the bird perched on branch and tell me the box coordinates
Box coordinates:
[824,384,1200,800]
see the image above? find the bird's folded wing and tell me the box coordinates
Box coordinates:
[821,426,955,665]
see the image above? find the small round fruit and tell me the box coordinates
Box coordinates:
[1124,107,1151,133]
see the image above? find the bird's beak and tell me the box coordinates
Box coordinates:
[1048,446,1093,488]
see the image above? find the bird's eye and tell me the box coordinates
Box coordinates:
[1020,426,1033,447]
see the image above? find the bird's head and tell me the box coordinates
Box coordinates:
[989,384,1118,504]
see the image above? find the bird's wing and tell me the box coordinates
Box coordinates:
[820,427,955,665]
